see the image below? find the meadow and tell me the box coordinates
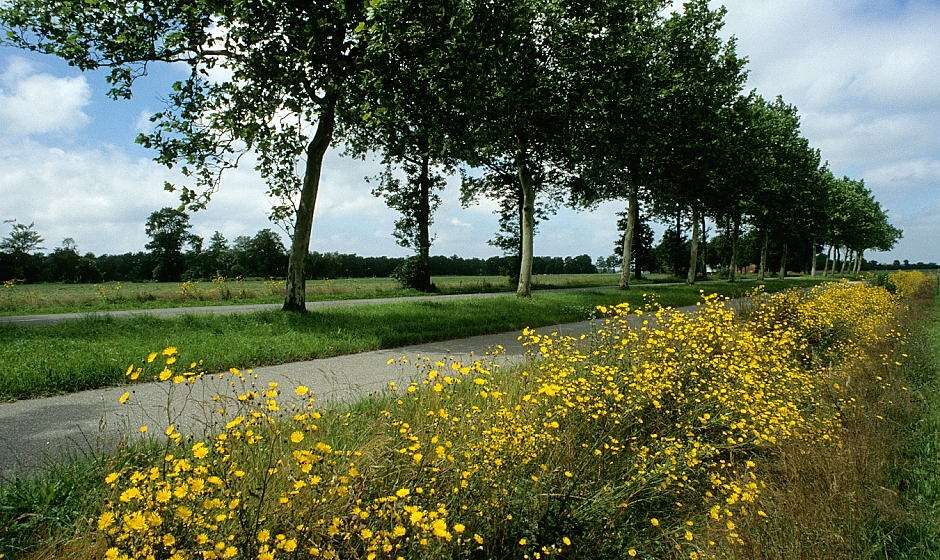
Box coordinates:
[0,273,935,560]
[0,273,671,316]
[0,279,819,401]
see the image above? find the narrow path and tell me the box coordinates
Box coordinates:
[0,297,753,476]
[0,280,748,326]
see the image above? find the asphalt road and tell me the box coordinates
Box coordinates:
[0,280,744,326]
[0,297,755,476]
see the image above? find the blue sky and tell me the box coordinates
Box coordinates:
[0,0,938,263]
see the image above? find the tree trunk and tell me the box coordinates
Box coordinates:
[758,231,768,280]
[840,247,848,274]
[674,210,683,277]
[619,185,638,290]
[283,103,336,312]
[778,242,787,279]
[415,149,432,292]
[700,213,707,279]
[855,250,864,274]
[810,238,817,276]
[687,207,700,285]
[515,141,535,297]
[824,245,832,277]
[729,215,740,283]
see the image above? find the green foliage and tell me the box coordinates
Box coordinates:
[144,207,195,282]
[392,255,436,292]
[0,222,43,254]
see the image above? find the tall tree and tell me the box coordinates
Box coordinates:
[145,207,193,281]
[343,0,468,292]
[563,0,669,290]
[456,0,570,296]
[651,0,746,285]
[1,0,381,310]
[0,222,43,254]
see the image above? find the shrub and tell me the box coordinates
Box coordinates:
[392,257,435,292]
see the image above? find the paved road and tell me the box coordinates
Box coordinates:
[0,280,747,326]
[0,297,756,477]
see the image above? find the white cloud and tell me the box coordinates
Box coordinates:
[0,58,92,135]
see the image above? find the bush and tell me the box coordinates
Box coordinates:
[392,256,435,292]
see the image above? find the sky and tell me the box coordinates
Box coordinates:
[0,0,937,264]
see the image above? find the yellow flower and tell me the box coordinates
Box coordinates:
[162,534,176,547]
[360,528,373,539]
[192,442,209,459]
[453,523,466,534]
[118,392,130,405]
[628,549,637,557]
[97,511,115,530]
[431,519,451,540]
[294,385,309,396]
[650,518,660,527]
[290,431,304,443]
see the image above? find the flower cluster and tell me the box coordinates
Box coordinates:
[888,270,934,299]
[95,281,910,560]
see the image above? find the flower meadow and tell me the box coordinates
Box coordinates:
[92,276,933,560]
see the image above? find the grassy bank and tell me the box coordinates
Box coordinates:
[0,278,922,559]
[719,273,940,559]
[0,273,664,316]
[0,279,821,401]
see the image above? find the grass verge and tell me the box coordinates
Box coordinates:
[0,278,908,559]
[720,282,940,559]
[1,273,662,316]
[0,279,820,401]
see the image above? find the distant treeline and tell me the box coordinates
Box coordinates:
[0,226,597,284]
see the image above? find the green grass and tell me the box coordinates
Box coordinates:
[0,273,674,316]
[0,279,821,401]
[886,293,940,559]
[0,450,156,558]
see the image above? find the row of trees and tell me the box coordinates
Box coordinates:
[0,218,598,283]
[1,0,900,309]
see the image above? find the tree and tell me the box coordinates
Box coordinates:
[563,0,669,290]
[613,209,656,279]
[0,0,390,310]
[652,0,746,285]
[454,0,573,297]
[0,222,43,254]
[145,207,193,282]
[246,229,287,278]
[460,163,564,285]
[343,0,469,292]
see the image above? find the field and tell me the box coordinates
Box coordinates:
[0,274,935,560]
[0,273,674,316]
[0,278,816,401]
